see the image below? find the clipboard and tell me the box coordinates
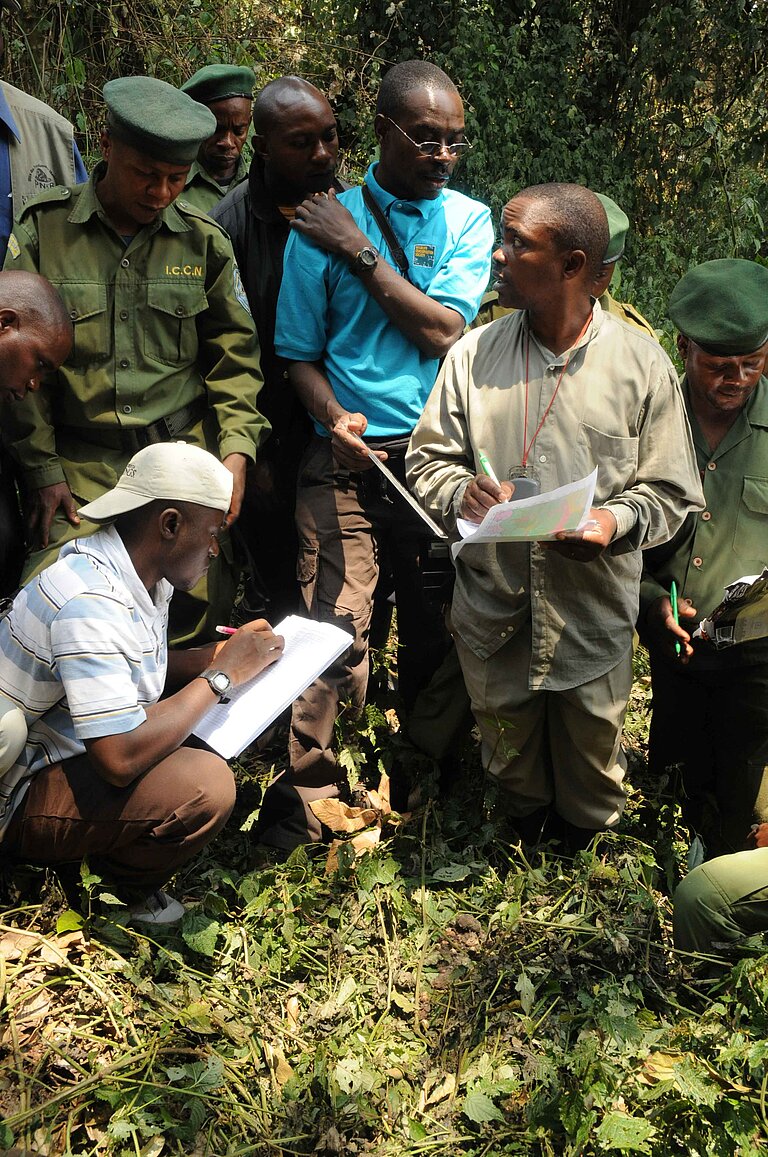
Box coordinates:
[366,449,447,540]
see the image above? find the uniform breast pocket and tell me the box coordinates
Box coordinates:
[576,423,639,499]
[734,477,768,562]
[60,283,110,367]
[144,282,208,367]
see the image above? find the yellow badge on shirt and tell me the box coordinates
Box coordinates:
[6,233,20,260]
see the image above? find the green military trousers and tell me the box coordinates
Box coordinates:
[673,848,768,955]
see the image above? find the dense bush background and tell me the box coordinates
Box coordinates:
[4,0,767,340]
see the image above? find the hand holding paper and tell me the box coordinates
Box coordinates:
[452,468,597,560]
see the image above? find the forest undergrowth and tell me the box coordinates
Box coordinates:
[2,645,768,1156]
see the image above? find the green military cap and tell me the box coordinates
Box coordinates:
[181,65,256,106]
[669,258,768,356]
[594,193,630,265]
[103,77,216,166]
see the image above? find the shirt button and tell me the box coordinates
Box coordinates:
[693,556,703,567]
[119,358,130,368]
[507,625,514,633]
[500,631,507,638]
[122,404,132,414]
[121,257,130,268]
[702,511,712,521]
[534,589,541,597]
[706,462,717,471]
[175,306,185,316]
[119,309,129,321]
[539,454,547,463]
[69,309,78,320]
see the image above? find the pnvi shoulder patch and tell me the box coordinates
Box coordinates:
[6,233,20,260]
[233,262,251,314]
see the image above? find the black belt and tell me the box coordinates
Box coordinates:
[59,397,208,454]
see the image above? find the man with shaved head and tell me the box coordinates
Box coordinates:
[0,269,71,593]
[407,182,703,849]
[212,76,345,624]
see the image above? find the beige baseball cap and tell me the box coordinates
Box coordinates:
[78,442,234,522]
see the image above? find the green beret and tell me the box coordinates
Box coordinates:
[181,65,256,106]
[103,77,216,165]
[594,192,629,265]
[669,259,768,356]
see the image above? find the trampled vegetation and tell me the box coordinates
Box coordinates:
[1,0,767,1151]
[3,650,768,1155]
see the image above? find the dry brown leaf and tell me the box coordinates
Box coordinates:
[309,797,379,832]
[325,826,382,873]
[264,1042,293,1086]
[638,1051,684,1084]
[424,1073,456,1106]
[140,1136,165,1157]
[0,929,39,960]
[384,708,400,733]
[285,995,300,1026]
[15,988,52,1025]
[367,770,391,814]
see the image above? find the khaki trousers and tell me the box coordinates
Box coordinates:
[2,746,235,897]
[256,435,448,849]
[455,626,632,829]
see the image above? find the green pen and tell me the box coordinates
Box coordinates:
[478,450,501,487]
[670,580,681,657]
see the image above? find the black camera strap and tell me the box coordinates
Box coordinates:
[362,183,412,283]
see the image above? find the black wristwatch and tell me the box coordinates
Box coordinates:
[350,245,378,276]
[199,669,232,703]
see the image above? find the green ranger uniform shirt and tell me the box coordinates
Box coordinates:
[3,164,268,503]
[640,374,768,669]
[180,154,249,216]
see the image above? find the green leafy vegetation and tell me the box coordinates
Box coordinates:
[5,0,768,338]
[3,648,768,1154]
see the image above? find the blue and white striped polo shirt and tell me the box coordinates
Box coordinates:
[0,524,172,837]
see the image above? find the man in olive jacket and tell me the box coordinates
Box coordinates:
[3,76,267,629]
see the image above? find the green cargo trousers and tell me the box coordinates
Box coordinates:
[673,848,768,955]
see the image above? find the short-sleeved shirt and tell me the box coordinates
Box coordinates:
[0,524,172,837]
[274,162,493,438]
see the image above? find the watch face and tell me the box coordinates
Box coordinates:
[359,247,377,268]
[211,672,231,694]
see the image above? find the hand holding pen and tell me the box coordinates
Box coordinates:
[459,451,515,524]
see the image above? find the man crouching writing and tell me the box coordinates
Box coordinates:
[0,442,284,923]
[406,183,703,850]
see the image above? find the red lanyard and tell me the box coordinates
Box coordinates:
[521,313,593,467]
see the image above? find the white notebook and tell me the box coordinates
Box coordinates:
[193,615,353,759]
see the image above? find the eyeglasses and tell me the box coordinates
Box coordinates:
[384,116,472,158]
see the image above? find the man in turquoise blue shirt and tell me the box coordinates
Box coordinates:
[266,60,493,848]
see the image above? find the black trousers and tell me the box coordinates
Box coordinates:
[648,651,768,857]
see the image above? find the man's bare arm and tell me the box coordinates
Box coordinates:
[85,620,285,786]
[292,192,464,357]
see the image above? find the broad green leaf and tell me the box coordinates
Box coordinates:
[516,970,535,1014]
[432,862,471,882]
[407,1118,428,1141]
[181,913,221,957]
[596,1111,656,1153]
[463,1089,504,1124]
[56,909,84,933]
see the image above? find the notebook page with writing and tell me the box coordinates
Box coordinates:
[193,615,353,759]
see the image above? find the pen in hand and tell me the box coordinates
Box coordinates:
[215,625,237,636]
[478,451,502,488]
[670,581,681,657]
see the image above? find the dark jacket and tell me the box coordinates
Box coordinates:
[212,160,347,458]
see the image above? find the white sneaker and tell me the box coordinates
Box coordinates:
[127,890,185,926]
